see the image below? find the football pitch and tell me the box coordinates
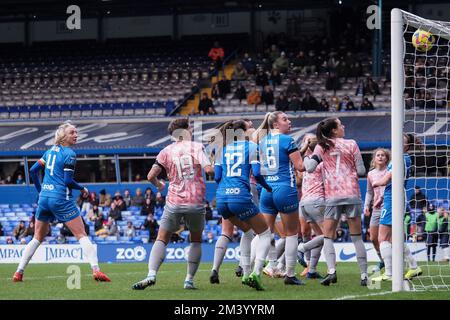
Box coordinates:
[1,262,449,300]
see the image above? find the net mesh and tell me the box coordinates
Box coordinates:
[401,10,450,291]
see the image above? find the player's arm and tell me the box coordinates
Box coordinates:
[352,140,366,177]
[147,162,165,192]
[29,160,44,193]
[289,150,305,172]
[251,162,272,192]
[303,154,321,173]
[372,171,392,187]
[364,177,374,216]
[214,164,222,184]
[204,164,214,176]
[64,170,87,192]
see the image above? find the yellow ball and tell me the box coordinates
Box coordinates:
[412,29,435,52]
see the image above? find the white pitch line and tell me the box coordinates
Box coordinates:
[334,291,394,300]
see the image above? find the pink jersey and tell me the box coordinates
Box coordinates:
[366,168,388,209]
[313,138,362,205]
[301,162,325,204]
[156,140,211,206]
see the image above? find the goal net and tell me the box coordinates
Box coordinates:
[391,9,450,292]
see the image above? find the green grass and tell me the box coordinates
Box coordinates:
[1,262,450,300]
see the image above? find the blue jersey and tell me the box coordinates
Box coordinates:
[215,140,258,203]
[259,133,298,188]
[383,154,412,205]
[38,145,78,200]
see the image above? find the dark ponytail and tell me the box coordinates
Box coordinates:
[404,133,423,152]
[316,117,338,150]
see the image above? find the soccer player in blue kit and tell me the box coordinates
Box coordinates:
[255,111,305,285]
[215,120,272,290]
[12,121,111,282]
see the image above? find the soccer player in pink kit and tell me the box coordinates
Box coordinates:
[132,118,214,290]
[364,148,390,272]
[304,118,368,286]
[297,134,325,279]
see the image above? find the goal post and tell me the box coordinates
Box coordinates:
[390,8,405,293]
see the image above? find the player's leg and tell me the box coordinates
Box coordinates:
[13,217,49,281]
[347,206,368,286]
[300,215,312,273]
[228,215,253,280]
[370,209,384,270]
[280,210,303,285]
[320,206,340,285]
[426,232,432,261]
[259,188,278,276]
[306,220,324,278]
[132,205,177,289]
[378,224,392,280]
[211,217,234,281]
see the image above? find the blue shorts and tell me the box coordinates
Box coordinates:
[379,204,392,226]
[259,185,299,215]
[217,201,259,221]
[36,196,80,223]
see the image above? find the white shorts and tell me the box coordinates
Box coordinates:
[159,202,205,233]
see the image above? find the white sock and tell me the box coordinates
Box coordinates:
[79,236,99,272]
[275,238,286,259]
[186,242,202,281]
[404,244,418,269]
[267,233,277,268]
[380,241,392,277]
[285,235,298,278]
[240,230,253,277]
[254,229,271,275]
[17,238,41,273]
[276,252,286,270]
[212,234,231,272]
[250,235,258,268]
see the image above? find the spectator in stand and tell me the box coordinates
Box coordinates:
[286,78,302,98]
[211,83,221,100]
[143,187,153,200]
[113,191,127,211]
[409,186,428,237]
[123,189,132,208]
[337,95,356,111]
[318,98,330,112]
[275,92,289,111]
[325,71,341,93]
[131,188,145,207]
[22,220,35,239]
[288,94,302,112]
[293,50,307,75]
[154,192,165,210]
[99,189,112,208]
[233,83,247,103]
[106,217,119,237]
[108,202,122,221]
[269,69,282,89]
[0,222,3,236]
[361,97,374,110]
[301,90,319,111]
[425,92,436,109]
[365,77,380,100]
[335,228,349,242]
[123,221,136,238]
[77,189,91,213]
[205,201,213,221]
[261,85,274,108]
[141,213,159,242]
[268,44,280,63]
[336,60,351,81]
[247,86,261,109]
[241,52,256,75]
[89,191,99,207]
[232,62,248,83]
[205,231,215,244]
[16,174,25,184]
[135,174,142,182]
[7,237,14,244]
[198,92,218,115]
[404,92,414,110]
[5,175,12,184]
[88,204,104,232]
[272,51,289,73]
[217,77,231,98]
[231,225,241,242]
[13,220,26,240]
[141,197,155,216]
[255,69,269,89]
[208,41,225,79]
[329,95,339,112]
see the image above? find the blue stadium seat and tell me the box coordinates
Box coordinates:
[106,236,118,241]
[94,236,106,242]
[119,236,132,242]
[132,237,143,243]
[207,220,218,226]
